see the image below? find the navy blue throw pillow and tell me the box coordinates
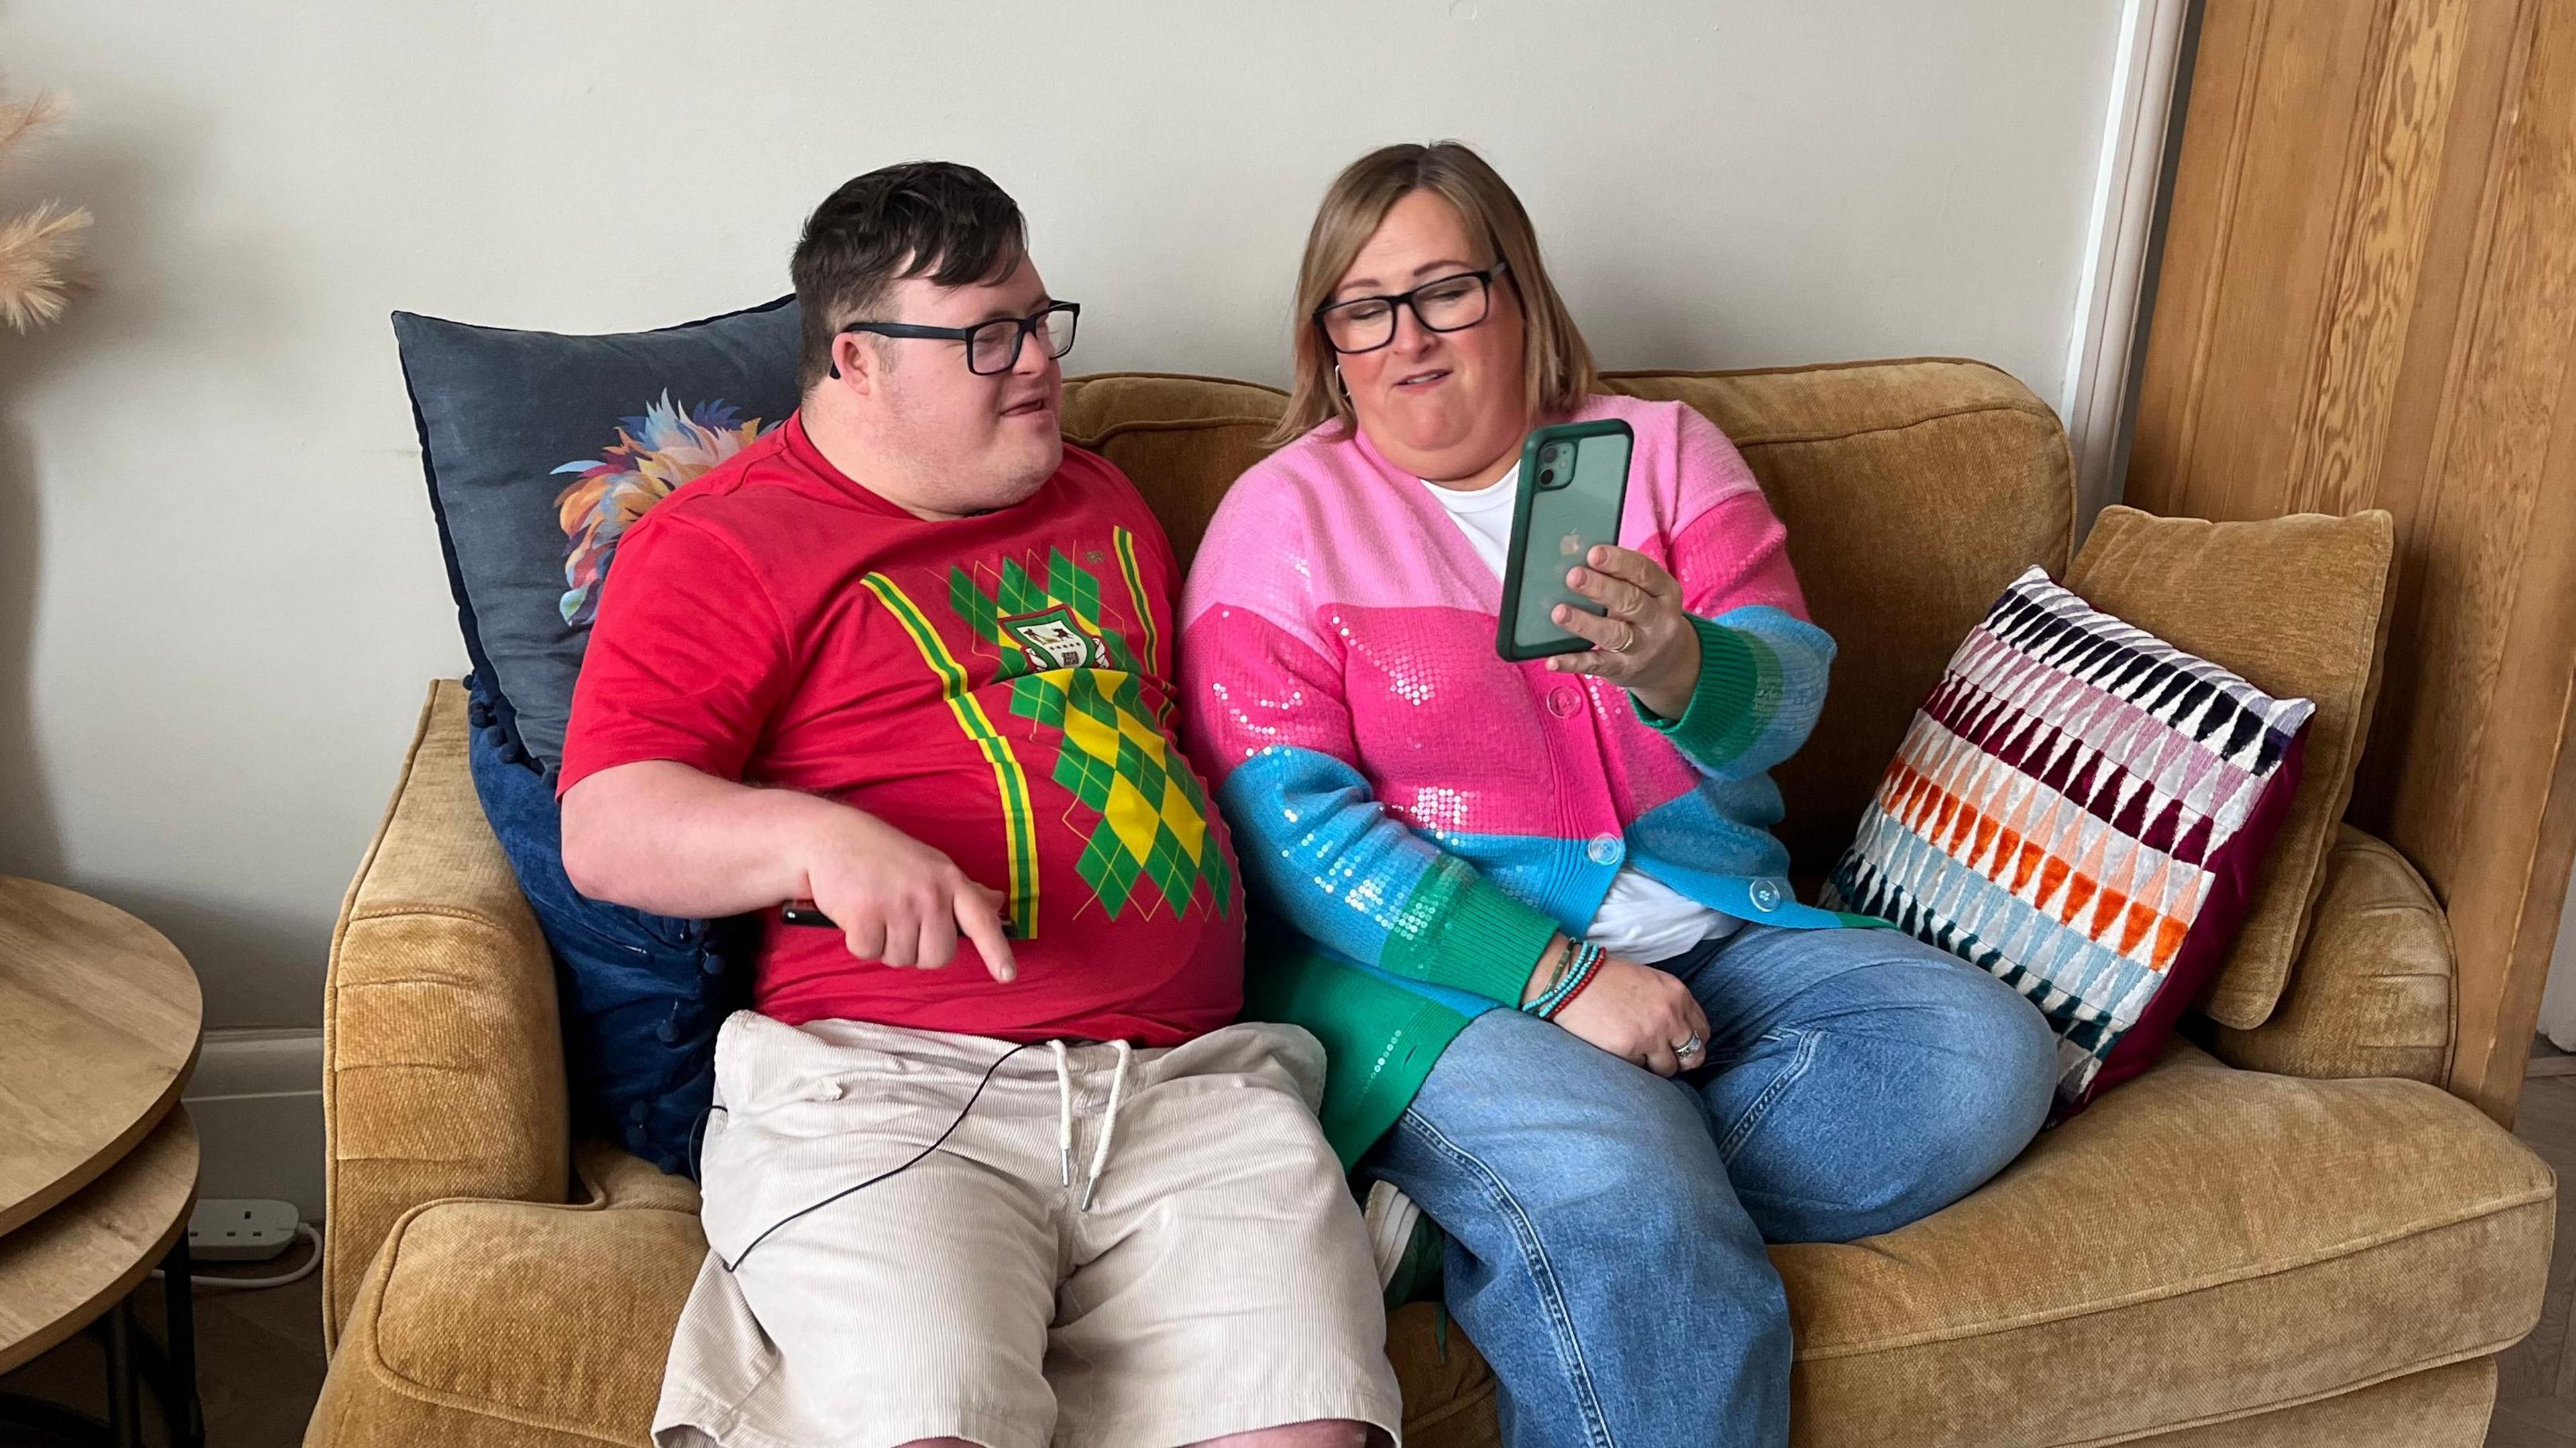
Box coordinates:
[465,675,745,1175]
[394,297,800,773]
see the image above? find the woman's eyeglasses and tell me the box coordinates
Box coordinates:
[1313,264,1507,355]
[838,300,1081,376]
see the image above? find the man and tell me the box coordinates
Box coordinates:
[559,162,1399,1448]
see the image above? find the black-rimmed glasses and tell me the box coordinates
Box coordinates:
[1313,263,1507,355]
[839,300,1081,376]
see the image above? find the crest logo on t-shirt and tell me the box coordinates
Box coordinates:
[1000,606,1108,671]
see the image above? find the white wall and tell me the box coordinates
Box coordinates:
[0,0,2127,1030]
[2541,860,2576,1052]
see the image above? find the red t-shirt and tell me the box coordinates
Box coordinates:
[559,414,1242,1046]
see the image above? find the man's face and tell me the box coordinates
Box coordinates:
[846,257,1064,516]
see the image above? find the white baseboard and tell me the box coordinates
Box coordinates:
[184,1027,325,1223]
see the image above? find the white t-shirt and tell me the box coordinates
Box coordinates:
[1429,465,1521,575]
[1419,471,1738,962]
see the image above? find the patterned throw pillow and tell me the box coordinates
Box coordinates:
[1825,567,2314,1113]
[393,297,800,774]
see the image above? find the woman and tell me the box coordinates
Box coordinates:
[1178,143,2058,1448]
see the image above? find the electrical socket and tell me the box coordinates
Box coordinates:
[189,1199,300,1262]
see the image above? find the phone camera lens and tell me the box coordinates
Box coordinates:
[1539,468,1559,487]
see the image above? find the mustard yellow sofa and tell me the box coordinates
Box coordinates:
[309,360,2557,1448]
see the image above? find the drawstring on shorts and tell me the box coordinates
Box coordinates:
[1051,1038,1133,1211]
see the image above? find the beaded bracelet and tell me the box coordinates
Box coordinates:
[1544,953,1605,1018]
[1536,944,1603,1019]
[1527,941,1604,1020]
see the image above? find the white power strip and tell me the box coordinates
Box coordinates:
[189,1198,301,1262]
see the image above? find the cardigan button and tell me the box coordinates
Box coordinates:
[1586,834,1623,866]
[1546,687,1580,718]
[1750,879,1784,912]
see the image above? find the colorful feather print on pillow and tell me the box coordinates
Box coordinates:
[1825,567,2314,1115]
[555,392,771,626]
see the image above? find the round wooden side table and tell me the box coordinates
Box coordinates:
[0,877,206,1447]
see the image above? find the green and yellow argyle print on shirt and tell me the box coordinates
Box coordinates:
[941,533,1230,924]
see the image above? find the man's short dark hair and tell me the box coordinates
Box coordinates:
[792,161,1028,390]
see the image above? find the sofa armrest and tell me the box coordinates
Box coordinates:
[2205,824,2455,1084]
[323,679,570,1346]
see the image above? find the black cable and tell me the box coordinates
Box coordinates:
[717,1041,1032,1274]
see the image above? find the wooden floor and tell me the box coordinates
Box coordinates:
[0,1235,326,1447]
[2493,1057,2576,1446]
[0,1074,2570,1447]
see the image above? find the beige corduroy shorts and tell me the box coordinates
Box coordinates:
[652,1011,1403,1448]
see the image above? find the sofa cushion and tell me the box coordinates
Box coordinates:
[1061,371,1287,570]
[1606,361,2077,875]
[2066,506,2396,1029]
[392,298,800,774]
[315,1047,2550,1448]
[1825,566,2315,1112]
[1774,1042,2551,1447]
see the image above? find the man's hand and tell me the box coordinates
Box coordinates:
[798,808,1018,982]
[1551,956,1711,1076]
[561,759,1017,983]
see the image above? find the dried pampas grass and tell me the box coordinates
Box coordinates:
[0,91,62,153]
[0,87,87,333]
[0,203,89,331]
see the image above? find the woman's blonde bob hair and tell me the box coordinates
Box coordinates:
[1268,141,1599,447]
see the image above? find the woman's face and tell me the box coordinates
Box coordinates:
[1328,189,1528,485]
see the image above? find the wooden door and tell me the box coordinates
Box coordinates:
[2131,0,2576,1124]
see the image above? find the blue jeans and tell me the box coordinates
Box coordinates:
[1362,925,2057,1448]
[464,676,739,1174]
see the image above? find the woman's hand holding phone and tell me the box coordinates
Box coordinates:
[1544,543,1704,722]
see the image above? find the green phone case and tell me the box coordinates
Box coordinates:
[1495,419,1635,661]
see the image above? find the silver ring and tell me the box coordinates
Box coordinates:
[1611,620,1638,654]
[1674,1032,1703,1059]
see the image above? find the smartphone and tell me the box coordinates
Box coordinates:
[1496,419,1635,661]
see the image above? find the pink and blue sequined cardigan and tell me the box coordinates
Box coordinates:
[1179,393,1845,1159]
